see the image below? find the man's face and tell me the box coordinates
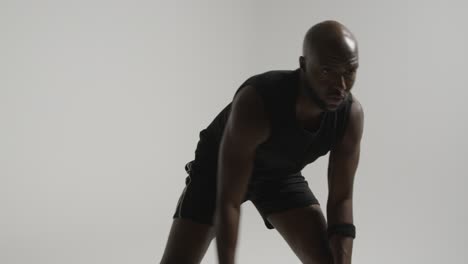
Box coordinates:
[300,50,359,111]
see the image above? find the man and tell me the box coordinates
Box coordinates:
[160,20,364,264]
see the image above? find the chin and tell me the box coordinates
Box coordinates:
[325,101,343,111]
[325,106,339,112]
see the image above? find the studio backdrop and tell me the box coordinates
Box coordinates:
[1,0,467,263]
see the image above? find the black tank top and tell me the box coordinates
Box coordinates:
[190,68,354,178]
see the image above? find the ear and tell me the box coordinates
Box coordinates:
[299,56,306,71]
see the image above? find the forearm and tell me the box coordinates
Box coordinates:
[327,199,354,264]
[215,204,241,264]
[329,235,353,264]
[215,152,251,264]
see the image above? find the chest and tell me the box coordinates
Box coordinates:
[254,122,334,171]
[297,117,323,135]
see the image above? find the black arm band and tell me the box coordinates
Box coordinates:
[327,223,356,239]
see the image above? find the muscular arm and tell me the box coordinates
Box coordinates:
[215,85,270,264]
[326,98,364,264]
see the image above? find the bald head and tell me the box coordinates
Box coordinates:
[298,21,359,112]
[302,20,358,61]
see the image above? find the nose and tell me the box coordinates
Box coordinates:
[331,75,347,94]
[338,75,347,91]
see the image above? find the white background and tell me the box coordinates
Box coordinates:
[1,0,467,263]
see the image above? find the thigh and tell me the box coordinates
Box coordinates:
[173,161,218,226]
[248,172,319,229]
[161,161,217,263]
[267,204,333,264]
[160,218,215,264]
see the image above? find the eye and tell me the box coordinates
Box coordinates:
[345,69,356,77]
[344,70,356,79]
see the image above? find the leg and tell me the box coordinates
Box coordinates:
[161,161,217,263]
[267,204,332,264]
[160,218,215,264]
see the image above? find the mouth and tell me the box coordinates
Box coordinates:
[327,95,344,105]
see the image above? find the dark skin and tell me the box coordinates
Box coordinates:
[160,20,364,264]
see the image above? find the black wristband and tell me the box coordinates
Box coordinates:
[327,223,356,239]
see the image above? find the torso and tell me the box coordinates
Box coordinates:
[296,114,324,134]
[189,68,353,177]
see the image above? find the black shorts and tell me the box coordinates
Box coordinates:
[172,161,319,229]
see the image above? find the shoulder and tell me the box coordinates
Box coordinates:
[232,84,264,112]
[257,70,296,88]
[349,94,364,125]
[233,69,293,109]
[333,94,364,153]
[345,94,364,143]
[227,85,270,144]
[241,69,294,86]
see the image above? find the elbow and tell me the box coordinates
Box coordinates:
[327,197,353,210]
[214,202,241,236]
[215,200,241,220]
[327,192,353,207]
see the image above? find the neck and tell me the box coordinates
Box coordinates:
[296,72,325,122]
